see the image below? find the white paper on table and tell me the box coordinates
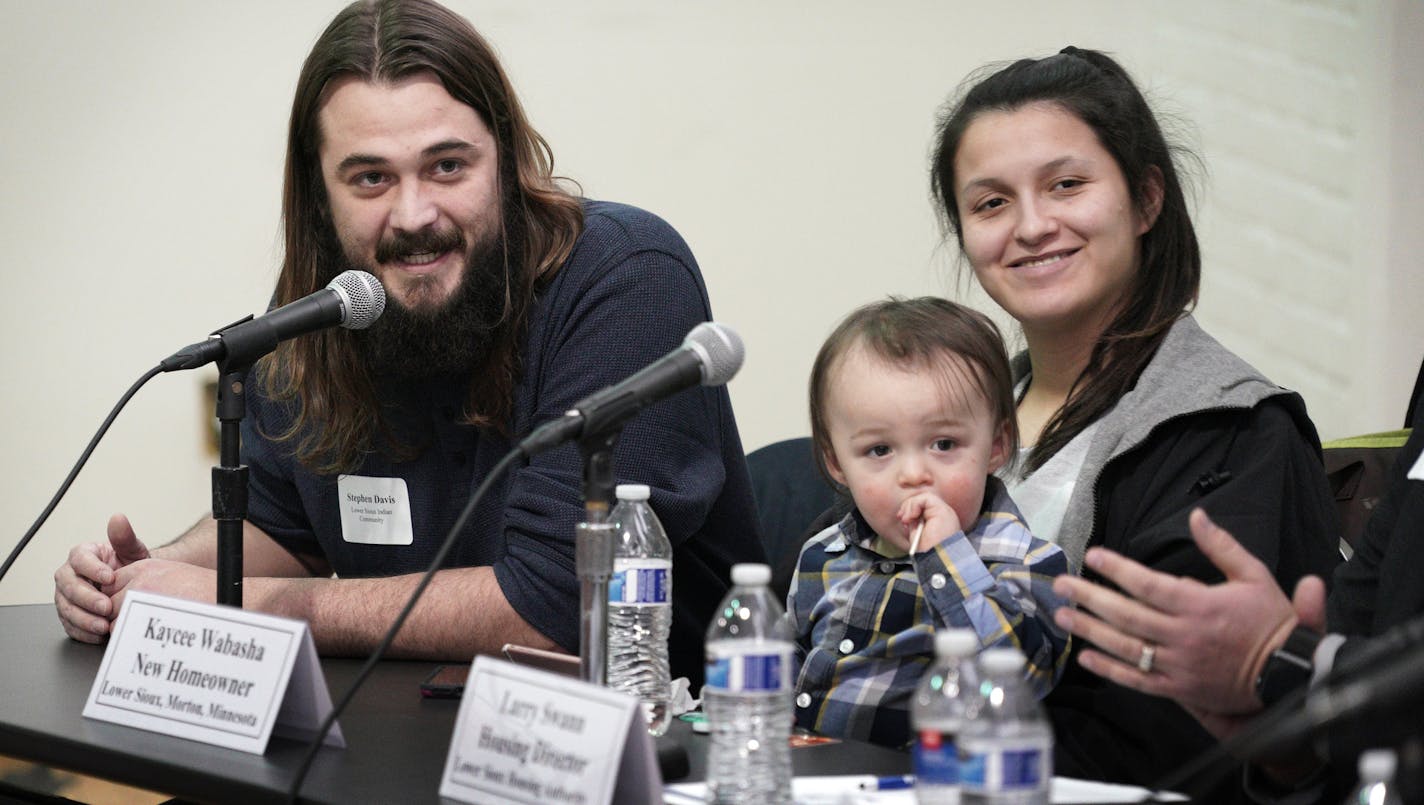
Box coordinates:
[664,775,1186,804]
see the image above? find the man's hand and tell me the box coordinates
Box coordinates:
[106,559,217,612]
[53,514,152,643]
[1051,508,1306,719]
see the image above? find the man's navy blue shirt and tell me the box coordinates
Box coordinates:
[242,200,765,686]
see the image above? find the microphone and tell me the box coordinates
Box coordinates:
[1155,620,1424,799]
[1230,634,1424,762]
[519,321,744,456]
[160,270,386,372]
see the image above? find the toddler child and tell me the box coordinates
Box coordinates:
[788,296,1070,746]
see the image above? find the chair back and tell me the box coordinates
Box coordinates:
[1323,428,1411,557]
[744,437,841,600]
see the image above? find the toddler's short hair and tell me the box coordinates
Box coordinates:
[808,296,1018,488]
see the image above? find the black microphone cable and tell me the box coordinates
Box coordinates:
[285,319,744,799]
[1145,682,1313,801]
[0,357,525,801]
[2,313,721,798]
[3,271,384,583]
[1149,638,1424,801]
[0,352,511,803]
[0,364,164,583]
[0,356,531,801]
[285,445,526,804]
[1048,684,1316,804]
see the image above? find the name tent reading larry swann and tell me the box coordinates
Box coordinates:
[84,590,343,754]
[440,656,660,805]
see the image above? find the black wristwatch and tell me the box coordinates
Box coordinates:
[1254,626,1323,707]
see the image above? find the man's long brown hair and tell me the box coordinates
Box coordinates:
[259,0,584,474]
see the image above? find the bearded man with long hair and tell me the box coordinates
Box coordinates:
[53,0,763,689]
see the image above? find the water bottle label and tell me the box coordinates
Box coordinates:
[959,744,1047,793]
[608,559,670,605]
[913,729,959,785]
[1000,748,1045,787]
[704,646,791,693]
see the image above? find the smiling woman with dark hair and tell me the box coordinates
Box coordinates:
[930,47,1340,801]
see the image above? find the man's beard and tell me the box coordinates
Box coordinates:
[349,227,512,380]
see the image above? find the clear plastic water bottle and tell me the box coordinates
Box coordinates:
[958,648,1052,805]
[913,629,981,805]
[1342,749,1404,805]
[703,563,793,805]
[606,483,673,736]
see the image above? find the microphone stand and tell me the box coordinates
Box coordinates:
[213,366,249,607]
[576,428,620,685]
[206,316,281,608]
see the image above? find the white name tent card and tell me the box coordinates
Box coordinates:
[83,590,344,754]
[439,655,660,805]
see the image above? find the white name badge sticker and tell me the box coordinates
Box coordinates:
[82,590,345,755]
[439,656,660,805]
[337,474,414,545]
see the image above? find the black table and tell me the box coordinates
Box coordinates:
[0,604,908,803]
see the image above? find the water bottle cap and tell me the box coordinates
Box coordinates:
[730,563,771,586]
[1359,748,1396,780]
[615,484,651,501]
[933,629,979,658]
[980,647,1026,674]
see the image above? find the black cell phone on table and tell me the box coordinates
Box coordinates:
[419,664,468,699]
[418,646,579,699]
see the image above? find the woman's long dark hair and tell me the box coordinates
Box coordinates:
[931,47,1200,474]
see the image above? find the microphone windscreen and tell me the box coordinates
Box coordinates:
[329,270,386,329]
[687,321,744,386]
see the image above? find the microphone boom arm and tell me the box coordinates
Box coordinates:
[576,427,620,685]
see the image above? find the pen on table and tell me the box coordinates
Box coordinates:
[859,774,914,791]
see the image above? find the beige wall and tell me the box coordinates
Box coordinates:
[1,1,1417,606]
